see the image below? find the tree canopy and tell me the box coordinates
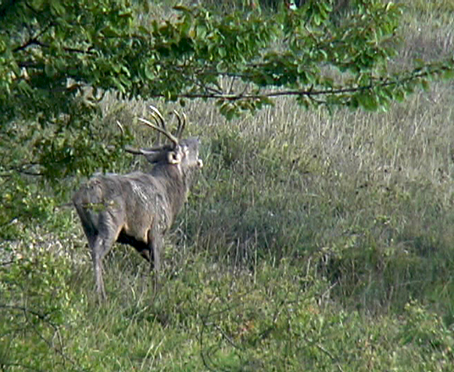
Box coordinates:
[1,0,454,235]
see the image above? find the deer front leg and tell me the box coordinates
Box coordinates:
[148,228,163,292]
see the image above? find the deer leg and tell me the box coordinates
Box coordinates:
[139,247,151,262]
[91,221,118,300]
[91,237,106,300]
[148,229,163,291]
[84,233,106,300]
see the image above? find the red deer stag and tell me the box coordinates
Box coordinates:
[73,106,203,299]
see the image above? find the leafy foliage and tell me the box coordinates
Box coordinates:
[1,0,453,233]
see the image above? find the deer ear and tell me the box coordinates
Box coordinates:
[144,152,162,163]
[167,150,182,164]
[137,149,162,163]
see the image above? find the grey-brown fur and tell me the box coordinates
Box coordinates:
[73,109,203,299]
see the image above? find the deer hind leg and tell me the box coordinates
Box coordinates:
[83,231,105,300]
[91,237,106,300]
[91,221,119,300]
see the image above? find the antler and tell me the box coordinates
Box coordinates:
[173,110,187,139]
[138,105,189,147]
[147,105,165,145]
[148,105,167,132]
[138,117,179,147]
[139,105,179,147]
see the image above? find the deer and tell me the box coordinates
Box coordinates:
[72,106,203,299]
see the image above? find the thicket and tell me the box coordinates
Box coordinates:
[1,0,454,370]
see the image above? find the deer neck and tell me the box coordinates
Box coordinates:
[151,164,192,217]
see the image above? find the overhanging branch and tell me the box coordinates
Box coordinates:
[147,66,450,102]
[13,21,95,55]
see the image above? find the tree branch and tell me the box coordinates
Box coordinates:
[13,21,95,55]
[155,66,451,102]
[13,22,54,53]
[2,164,44,177]
[15,38,95,55]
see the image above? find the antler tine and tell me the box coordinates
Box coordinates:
[125,143,168,154]
[173,110,187,139]
[138,117,179,147]
[180,113,187,137]
[173,110,182,138]
[148,105,167,131]
[149,112,162,145]
[148,106,167,145]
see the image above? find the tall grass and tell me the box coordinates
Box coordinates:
[171,77,454,312]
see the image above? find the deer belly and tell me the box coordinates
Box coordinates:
[121,221,153,243]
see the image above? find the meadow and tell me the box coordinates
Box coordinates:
[1,1,454,370]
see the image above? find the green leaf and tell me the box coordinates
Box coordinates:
[44,64,57,78]
[357,92,379,111]
[442,69,454,80]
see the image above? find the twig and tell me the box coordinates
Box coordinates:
[0,259,17,266]
[212,323,243,351]
[314,343,345,372]
[13,23,54,53]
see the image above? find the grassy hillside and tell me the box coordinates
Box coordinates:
[2,1,454,370]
